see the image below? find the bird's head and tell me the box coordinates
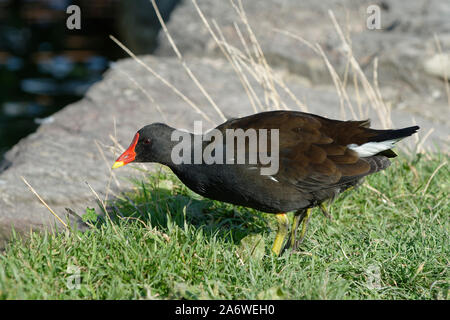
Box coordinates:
[112,123,174,168]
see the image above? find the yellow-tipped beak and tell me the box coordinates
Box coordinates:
[112,161,125,169]
[112,132,139,169]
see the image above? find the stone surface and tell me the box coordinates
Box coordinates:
[424,53,450,80]
[155,0,450,132]
[0,56,340,246]
[0,54,447,247]
[155,0,450,89]
[1,0,449,246]
[118,0,180,54]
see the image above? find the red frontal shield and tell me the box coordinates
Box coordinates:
[112,132,139,168]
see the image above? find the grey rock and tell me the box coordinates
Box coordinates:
[155,0,450,91]
[2,0,450,249]
[424,53,450,80]
[117,0,180,54]
[153,0,450,148]
[0,62,448,246]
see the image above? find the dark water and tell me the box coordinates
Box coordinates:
[0,0,179,158]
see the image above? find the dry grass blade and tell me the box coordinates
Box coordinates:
[271,72,308,112]
[95,140,120,189]
[113,66,169,123]
[191,0,260,114]
[416,128,435,154]
[422,161,447,196]
[213,21,265,112]
[85,181,120,236]
[94,139,121,205]
[151,0,226,123]
[273,28,319,54]
[109,35,215,125]
[364,182,395,207]
[230,0,283,110]
[353,72,365,119]
[195,0,307,113]
[233,21,254,63]
[328,10,391,129]
[433,34,450,108]
[316,44,357,119]
[21,176,69,229]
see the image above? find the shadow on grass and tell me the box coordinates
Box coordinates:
[93,171,270,244]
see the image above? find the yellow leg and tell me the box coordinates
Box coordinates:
[283,208,312,252]
[297,208,312,246]
[320,202,332,221]
[282,205,332,253]
[271,213,289,256]
[288,211,303,249]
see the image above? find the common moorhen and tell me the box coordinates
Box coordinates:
[112,111,419,255]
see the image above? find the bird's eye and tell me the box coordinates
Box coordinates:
[143,138,151,145]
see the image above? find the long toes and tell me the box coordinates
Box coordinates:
[293,238,305,250]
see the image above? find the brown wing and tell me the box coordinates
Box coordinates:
[216,110,387,191]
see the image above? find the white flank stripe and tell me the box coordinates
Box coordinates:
[348,139,400,157]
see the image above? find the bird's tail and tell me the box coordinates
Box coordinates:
[349,125,420,158]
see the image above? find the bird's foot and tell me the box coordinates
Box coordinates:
[271,213,290,256]
[319,203,333,221]
[282,208,312,253]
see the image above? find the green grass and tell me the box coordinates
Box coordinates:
[0,153,448,299]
